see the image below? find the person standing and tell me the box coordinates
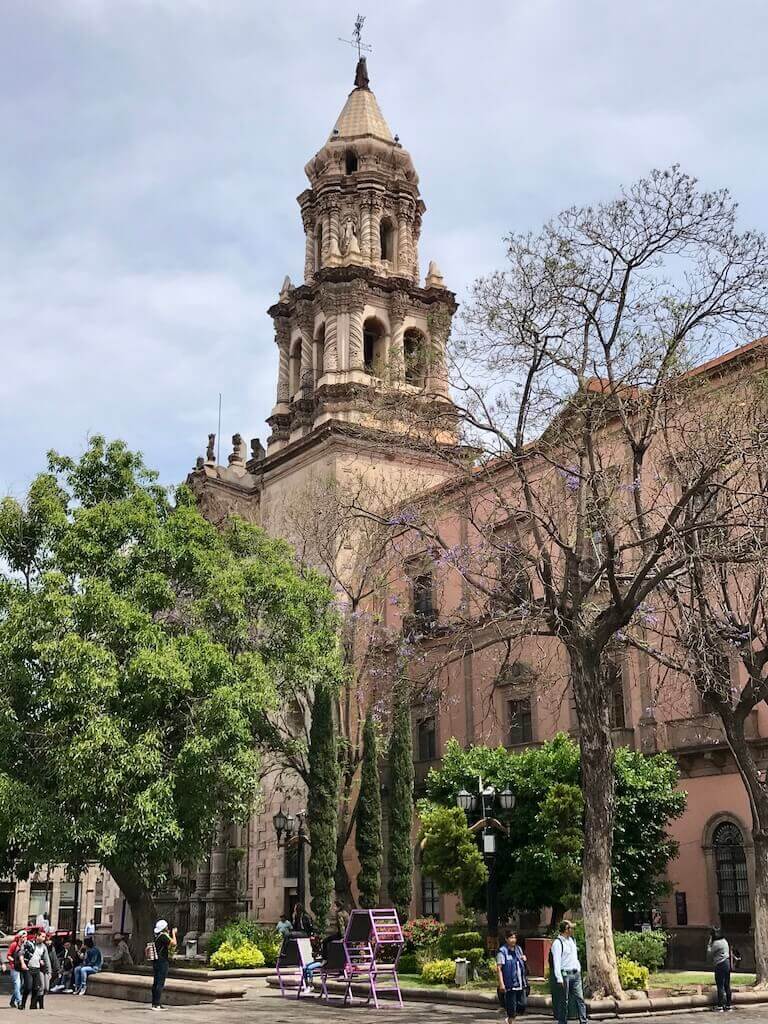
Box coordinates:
[44,930,60,994]
[497,929,528,1022]
[7,930,27,1009]
[20,932,50,1010]
[550,920,587,1024]
[707,928,733,1011]
[84,918,96,939]
[150,919,177,1012]
[73,936,103,994]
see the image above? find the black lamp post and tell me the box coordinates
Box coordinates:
[456,778,515,952]
[273,809,309,914]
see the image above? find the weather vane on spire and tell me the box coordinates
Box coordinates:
[338,14,372,60]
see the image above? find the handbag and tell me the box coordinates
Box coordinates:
[144,942,158,961]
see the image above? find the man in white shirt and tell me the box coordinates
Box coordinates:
[84,919,96,939]
[551,920,587,1024]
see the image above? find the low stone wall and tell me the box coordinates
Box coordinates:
[267,974,768,1018]
[88,972,246,1005]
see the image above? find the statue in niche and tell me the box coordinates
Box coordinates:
[206,433,216,462]
[341,217,361,258]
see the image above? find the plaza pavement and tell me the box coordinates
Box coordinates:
[7,983,768,1024]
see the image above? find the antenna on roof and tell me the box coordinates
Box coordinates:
[338,14,372,61]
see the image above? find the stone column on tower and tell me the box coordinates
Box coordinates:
[389,292,408,382]
[320,291,339,372]
[302,210,315,282]
[297,302,315,389]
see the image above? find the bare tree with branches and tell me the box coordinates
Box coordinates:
[361,167,768,996]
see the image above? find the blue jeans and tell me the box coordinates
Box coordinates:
[715,962,732,1009]
[74,965,99,991]
[151,958,170,1007]
[10,969,22,1005]
[556,971,587,1024]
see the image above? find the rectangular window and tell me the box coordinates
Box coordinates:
[58,882,76,932]
[412,570,434,620]
[93,878,103,927]
[493,528,531,609]
[417,717,437,762]
[507,698,533,745]
[421,875,440,918]
[604,660,626,730]
[27,884,50,927]
[284,842,299,879]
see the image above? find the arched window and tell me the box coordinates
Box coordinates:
[314,323,325,382]
[713,821,750,918]
[380,218,395,263]
[289,339,302,398]
[363,317,386,376]
[345,148,358,174]
[315,223,323,272]
[404,328,427,386]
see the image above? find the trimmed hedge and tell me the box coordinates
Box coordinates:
[421,959,457,984]
[208,918,282,967]
[454,947,486,972]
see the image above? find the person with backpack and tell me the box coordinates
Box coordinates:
[550,920,587,1024]
[497,928,528,1022]
[707,928,735,1011]
[7,930,27,1009]
[148,919,177,1011]
[20,931,50,1010]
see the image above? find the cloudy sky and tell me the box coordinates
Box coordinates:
[2,0,767,494]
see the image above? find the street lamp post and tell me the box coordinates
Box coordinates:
[456,778,515,952]
[273,809,310,914]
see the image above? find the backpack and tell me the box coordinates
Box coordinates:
[548,937,565,976]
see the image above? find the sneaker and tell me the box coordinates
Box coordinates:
[150,1006,161,1012]
[64,988,74,993]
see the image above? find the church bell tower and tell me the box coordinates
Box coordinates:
[265,56,457,456]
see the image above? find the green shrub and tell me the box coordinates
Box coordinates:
[450,931,483,952]
[478,958,497,980]
[421,959,457,985]
[617,956,649,992]
[614,930,667,972]
[403,917,447,952]
[207,919,282,967]
[210,941,266,970]
[398,952,420,974]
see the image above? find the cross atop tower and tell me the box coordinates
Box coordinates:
[338,14,372,61]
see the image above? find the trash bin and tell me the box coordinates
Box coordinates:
[524,937,551,978]
[454,957,469,987]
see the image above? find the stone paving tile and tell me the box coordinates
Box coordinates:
[6,985,768,1024]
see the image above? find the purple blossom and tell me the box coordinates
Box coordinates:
[559,465,581,492]
[388,594,401,606]
[387,507,419,527]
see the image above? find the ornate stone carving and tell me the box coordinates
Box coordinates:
[279,275,292,302]
[206,433,216,463]
[228,433,247,465]
[250,437,266,462]
[425,261,445,288]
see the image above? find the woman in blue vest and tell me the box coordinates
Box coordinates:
[496,928,528,1022]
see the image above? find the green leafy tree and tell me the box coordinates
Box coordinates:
[356,711,383,908]
[424,735,685,923]
[307,681,339,932]
[417,805,487,902]
[0,437,341,955]
[387,676,414,920]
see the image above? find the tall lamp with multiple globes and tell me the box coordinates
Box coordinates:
[456,779,515,950]
[273,809,309,916]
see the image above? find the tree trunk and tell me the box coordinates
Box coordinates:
[569,643,624,999]
[105,863,157,964]
[719,711,768,987]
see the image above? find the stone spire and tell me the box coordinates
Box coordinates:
[330,59,393,143]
